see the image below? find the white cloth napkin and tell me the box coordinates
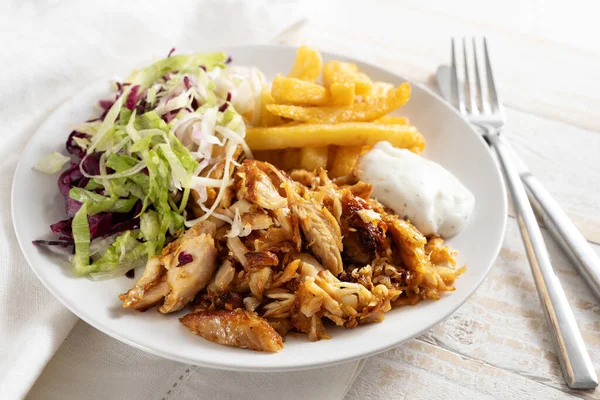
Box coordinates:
[0,0,363,399]
[26,321,365,400]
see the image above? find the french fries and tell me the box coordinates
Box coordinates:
[375,115,409,125]
[246,122,425,152]
[329,146,363,178]
[288,46,323,82]
[249,46,421,173]
[323,61,373,97]
[330,82,355,106]
[271,75,329,106]
[266,82,410,124]
[258,87,285,127]
[369,81,395,97]
[300,146,329,170]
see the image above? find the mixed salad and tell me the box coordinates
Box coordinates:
[34,50,264,280]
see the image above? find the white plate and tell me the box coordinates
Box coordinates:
[12,45,507,371]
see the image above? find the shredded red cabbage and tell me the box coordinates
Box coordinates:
[177,251,193,267]
[35,138,140,248]
[32,239,72,248]
[57,153,100,198]
[98,99,114,110]
[38,203,141,248]
[126,85,140,110]
[163,111,176,123]
[58,163,85,196]
[218,102,229,113]
[184,76,191,89]
[97,213,140,238]
[168,47,176,57]
[82,152,102,175]
[98,85,123,119]
[66,132,89,159]
[65,198,83,218]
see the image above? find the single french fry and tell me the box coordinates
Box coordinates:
[288,46,323,82]
[354,73,373,96]
[271,74,329,106]
[322,61,355,87]
[246,122,425,153]
[330,82,355,106]
[299,146,329,171]
[375,115,409,125]
[323,61,372,97]
[329,145,363,178]
[258,87,285,127]
[369,81,394,97]
[266,82,411,124]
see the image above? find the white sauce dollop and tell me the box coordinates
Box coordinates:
[358,141,475,238]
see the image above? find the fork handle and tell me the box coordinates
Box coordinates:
[487,132,598,389]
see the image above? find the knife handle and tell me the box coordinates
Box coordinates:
[521,172,600,301]
[487,132,598,389]
[502,141,600,302]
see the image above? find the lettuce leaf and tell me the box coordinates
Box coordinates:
[105,154,149,195]
[91,230,147,272]
[71,202,92,275]
[88,86,132,153]
[134,111,170,132]
[68,187,137,215]
[70,121,101,137]
[158,143,189,190]
[127,52,227,89]
[33,152,71,174]
[140,210,160,257]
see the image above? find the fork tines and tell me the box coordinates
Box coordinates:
[451,37,502,116]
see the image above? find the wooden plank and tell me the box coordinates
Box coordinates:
[345,339,579,400]
[278,2,600,132]
[504,108,600,244]
[401,0,600,54]
[416,218,600,398]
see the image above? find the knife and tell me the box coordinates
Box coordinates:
[436,65,600,302]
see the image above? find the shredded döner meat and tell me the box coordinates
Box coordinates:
[120,160,465,351]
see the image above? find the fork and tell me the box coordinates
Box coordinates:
[450,38,597,389]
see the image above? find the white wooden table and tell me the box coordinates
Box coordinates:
[275,1,600,398]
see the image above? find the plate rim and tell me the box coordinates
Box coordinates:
[11,44,507,371]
